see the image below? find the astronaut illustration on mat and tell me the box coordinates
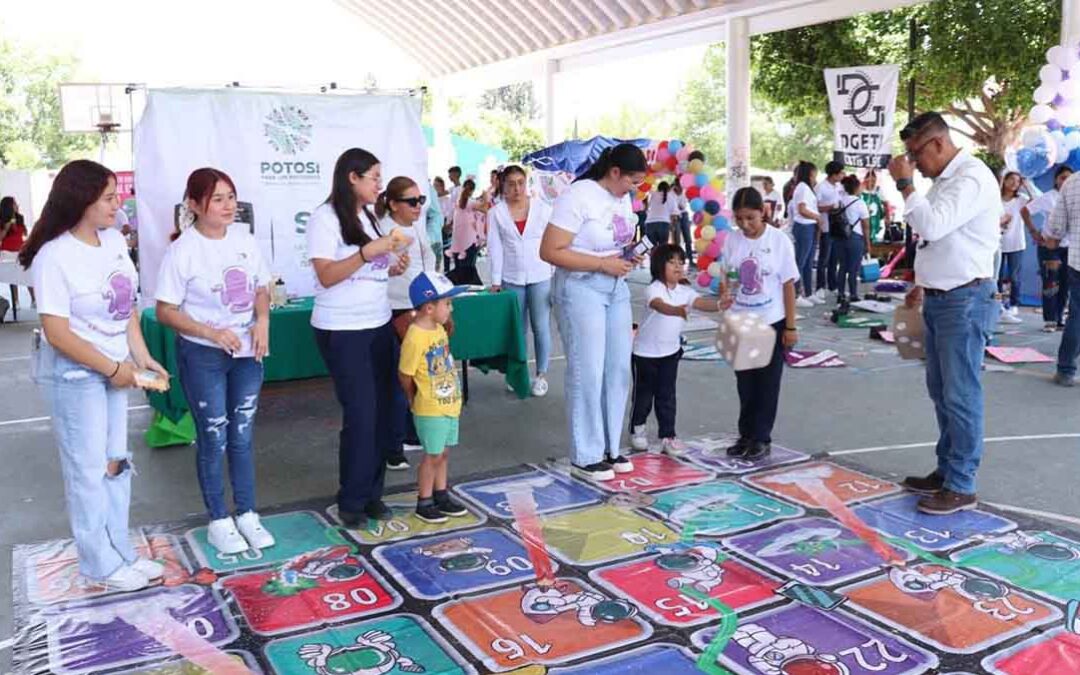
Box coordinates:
[414,537,494,573]
[651,544,726,594]
[732,623,851,675]
[298,630,424,675]
[519,581,638,626]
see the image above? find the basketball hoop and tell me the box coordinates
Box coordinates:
[59,83,145,163]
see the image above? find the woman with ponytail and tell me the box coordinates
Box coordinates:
[24,159,168,591]
[540,143,648,481]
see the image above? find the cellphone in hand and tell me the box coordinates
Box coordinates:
[622,235,654,261]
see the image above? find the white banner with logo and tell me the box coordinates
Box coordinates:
[823,65,901,169]
[134,88,427,301]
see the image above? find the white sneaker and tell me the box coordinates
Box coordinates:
[1008,305,1020,317]
[102,565,150,592]
[796,297,814,308]
[630,425,648,451]
[531,375,549,397]
[130,558,164,580]
[813,289,827,302]
[236,511,276,550]
[661,438,687,456]
[207,517,249,555]
[999,311,1022,325]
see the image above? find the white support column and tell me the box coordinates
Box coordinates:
[541,59,560,146]
[726,16,751,192]
[1064,0,1080,45]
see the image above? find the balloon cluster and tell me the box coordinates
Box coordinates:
[1013,43,1080,179]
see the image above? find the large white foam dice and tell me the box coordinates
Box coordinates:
[716,311,776,371]
[892,305,926,360]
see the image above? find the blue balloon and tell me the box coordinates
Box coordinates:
[695,173,709,187]
[690,197,705,212]
[669,140,683,152]
[705,200,721,215]
[1016,147,1053,179]
[1069,147,1080,172]
[709,277,721,294]
[713,215,730,230]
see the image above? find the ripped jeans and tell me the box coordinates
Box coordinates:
[177,338,264,521]
[35,343,137,581]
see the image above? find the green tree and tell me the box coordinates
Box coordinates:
[752,0,1060,160]
[567,102,676,142]
[673,45,727,166]
[0,40,96,169]
[751,109,833,170]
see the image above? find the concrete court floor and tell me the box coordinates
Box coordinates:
[1,263,1079,669]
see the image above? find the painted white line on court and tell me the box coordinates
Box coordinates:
[0,637,12,651]
[983,501,1080,528]
[0,355,29,362]
[830,432,1080,456]
[0,404,150,428]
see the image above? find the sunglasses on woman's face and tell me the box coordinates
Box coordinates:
[394,196,427,207]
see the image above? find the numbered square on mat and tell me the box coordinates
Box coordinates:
[111,651,261,674]
[585,453,713,493]
[851,494,1016,552]
[24,533,190,605]
[647,480,803,537]
[983,629,1080,674]
[327,493,485,545]
[548,643,702,673]
[744,461,900,507]
[950,530,1080,603]
[264,613,474,675]
[725,516,909,586]
[44,585,237,675]
[455,468,603,518]
[683,436,809,474]
[373,527,554,600]
[842,563,1059,654]
[186,510,332,572]
[222,545,401,635]
[590,542,781,627]
[532,505,681,566]
[691,603,937,675]
[433,577,652,672]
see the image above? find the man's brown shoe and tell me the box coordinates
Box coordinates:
[902,472,944,495]
[917,489,977,515]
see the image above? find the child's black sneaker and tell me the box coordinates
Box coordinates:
[572,462,615,481]
[435,492,469,517]
[605,454,634,474]
[743,442,772,462]
[415,502,448,524]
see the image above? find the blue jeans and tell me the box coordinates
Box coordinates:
[177,338,264,521]
[314,322,400,513]
[793,223,817,297]
[506,279,553,375]
[836,234,865,298]
[816,231,837,291]
[644,221,670,246]
[1056,266,1080,377]
[35,344,137,580]
[554,269,632,466]
[675,212,694,262]
[998,250,1024,308]
[923,279,995,494]
[1039,246,1069,324]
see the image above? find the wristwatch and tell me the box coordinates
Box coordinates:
[896,178,914,191]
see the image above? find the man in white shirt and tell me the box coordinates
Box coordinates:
[761,177,783,228]
[887,112,999,516]
[814,161,845,301]
[1046,169,1080,386]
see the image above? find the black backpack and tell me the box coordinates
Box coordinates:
[828,198,859,240]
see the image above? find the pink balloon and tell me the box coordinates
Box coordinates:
[705,240,721,258]
[696,271,712,288]
[656,148,671,162]
[714,229,728,250]
[693,211,704,225]
[700,186,718,202]
[679,173,696,188]
[676,146,691,161]
[633,199,644,211]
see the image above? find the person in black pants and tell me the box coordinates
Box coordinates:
[719,188,799,460]
[307,148,410,526]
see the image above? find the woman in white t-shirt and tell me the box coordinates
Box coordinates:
[307,148,410,526]
[540,143,648,482]
[719,187,800,461]
[630,244,720,455]
[488,165,555,397]
[643,182,678,246]
[834,175,872,303]
[789,161,824,308]
[670,181,695,265]
[155,168,276,556]
[1022,165,1074,331]
[998,171,1029,317]
[376,175,436,468]
[21,160,169,592]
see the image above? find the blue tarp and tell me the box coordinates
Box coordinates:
[522,135,652,177]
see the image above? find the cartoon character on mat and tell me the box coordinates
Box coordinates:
[732,623,850,675]
[654,544,725,593]
[263,546,365,596]
[669,493,740,523]
[298,630,424,675]
[607,490,656,510]
[974,530,1080,561]
[887,565,1034,619]
[757,527,859,558]
[423,341,460,403]
[520,582,638,626]
[414,537,494,573]
[103,271,135,320]
[213,266,255,312]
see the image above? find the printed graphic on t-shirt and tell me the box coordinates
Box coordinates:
[103,271,135,320]
[735,248,773,310]
[612,213,632,247]
[738,255,764,296]
[425,340,460,404]
[214,266,255,313]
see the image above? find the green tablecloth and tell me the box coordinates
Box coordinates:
[141,291,529,446]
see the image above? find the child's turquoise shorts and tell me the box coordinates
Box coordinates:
[414,415,459,455]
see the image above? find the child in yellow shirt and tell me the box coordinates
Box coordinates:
[399,272,470,523]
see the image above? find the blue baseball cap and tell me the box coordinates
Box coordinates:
[409,271,468,308]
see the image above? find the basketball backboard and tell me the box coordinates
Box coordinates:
[59,83,145,134]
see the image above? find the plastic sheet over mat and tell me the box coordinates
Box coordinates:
[10,441,1080,675]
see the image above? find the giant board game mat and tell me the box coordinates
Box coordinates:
[11,433,1080,674]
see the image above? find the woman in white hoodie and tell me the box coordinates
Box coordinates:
[488,165,554,397]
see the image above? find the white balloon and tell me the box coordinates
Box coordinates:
[1059,78,1080,101]
[1050,45,1075,69]
[1029,104,1054,125]
[1041,64,1064,85]
[1062,104,1080,126]
[1053,131,1069,161]
[1048,45,1066,66]
[1064,47,1080,69]
[1034,83,1056,104]
[1024,126,1046,145]
[1066,130,1080,150]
